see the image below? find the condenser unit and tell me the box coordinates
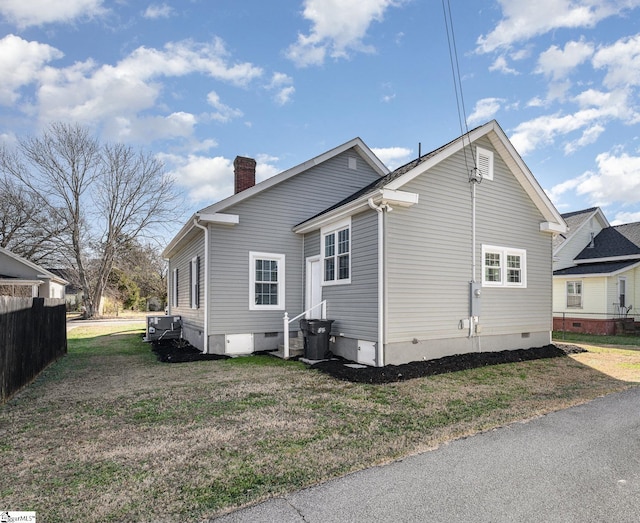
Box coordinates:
[144,315,182,343]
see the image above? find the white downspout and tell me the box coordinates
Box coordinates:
[368,198,391,367]
[193,216,209,354]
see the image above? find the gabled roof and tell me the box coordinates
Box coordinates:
[295,120,566,234]
[554,259,640,277]
[553,207,609,253]
[163,137,389,258]
[575,222,640,262]
[0,246,68,285]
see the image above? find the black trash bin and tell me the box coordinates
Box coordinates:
[299,319,334,359]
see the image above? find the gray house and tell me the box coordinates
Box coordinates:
[0,246,68,298]
[163,120,566,366]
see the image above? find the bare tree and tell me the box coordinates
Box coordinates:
[0,122,177,318]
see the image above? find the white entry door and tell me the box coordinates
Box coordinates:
[305,256,322,318]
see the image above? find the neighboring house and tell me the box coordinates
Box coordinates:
[553,207,610,271]
[553,211,640,335]
[163,120,566,366]
[48,268,83,310]
[0,246,68,298]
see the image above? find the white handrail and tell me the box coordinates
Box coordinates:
[283,300,326,358]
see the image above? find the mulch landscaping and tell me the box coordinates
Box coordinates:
[151,339,586,384]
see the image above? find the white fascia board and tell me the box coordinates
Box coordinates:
[540,221,567,234]
[197,212,239,225]
[575,255,640,264]
[377,189,419,207]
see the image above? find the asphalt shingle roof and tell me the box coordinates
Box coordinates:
[552,207,599,250]
[554,260,639,276]
[575,222,640,260]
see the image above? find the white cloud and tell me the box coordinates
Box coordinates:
[0,0,106,29]
[489,56,518,75]
[255,153,281,183]
[286,0,401,67]
[476,0,639,53]
[536,38,594,80]
[467,98,505,126]
[509,86,635,156]
[266,72,295,105]
[31,38,262,142]
[372,146,412,170]
[546,176,584,207]
[143,3,174,19]
[576,151,640,206]
[206,91,243,123]
[0,35,63,105]
[611,211,640,224]
[564,124,605,154]
[162,153,234,203]
[593,33,640,89]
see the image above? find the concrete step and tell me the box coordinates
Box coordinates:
[271,345,304,359]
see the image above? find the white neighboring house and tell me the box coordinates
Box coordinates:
[0,246,68,298]
[553,207,640,335]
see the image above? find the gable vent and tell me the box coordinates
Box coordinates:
[476,147,494,181]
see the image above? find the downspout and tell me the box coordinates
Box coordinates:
[193,216,209,354]
[368,198,392,367]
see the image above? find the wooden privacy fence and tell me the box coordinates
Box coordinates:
[0,296,67,403]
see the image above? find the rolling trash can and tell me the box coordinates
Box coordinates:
[299,319,334,359]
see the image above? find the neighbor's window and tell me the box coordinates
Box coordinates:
[482,245,526,287]
[172,267,179,307]
[249,252,285,310]
[190,256,200,309]
[567,281,582,308]
[322,217,351,285]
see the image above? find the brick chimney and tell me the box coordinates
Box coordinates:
[234,156,256,194]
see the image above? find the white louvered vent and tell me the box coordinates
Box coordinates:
[476,146,494,181]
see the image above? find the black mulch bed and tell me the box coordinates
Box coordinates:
[150,339,587,384]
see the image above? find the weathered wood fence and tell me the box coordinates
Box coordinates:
[0,296,67,403]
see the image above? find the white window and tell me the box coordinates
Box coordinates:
[482,245,526,287]
[249,252,285,310]
[190,256,200,309]
[476,146,494,181]
[618,277,626,308]
[322,217,351,285]
[172,267,179,307]
[567,281,582,308]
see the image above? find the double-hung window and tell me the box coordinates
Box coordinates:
[482,245,526,287]
[322,218,351,285]
[567,281,582,308]
[249,252,285,310]
[190,256,200,309]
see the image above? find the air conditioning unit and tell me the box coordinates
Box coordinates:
[144,315,182,343]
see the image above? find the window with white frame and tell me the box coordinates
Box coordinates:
[322,217,351,285]
[249,252,285,310]
[190,256,200,309]
[172,267,179,307]
[476,146,494,181]
[481,245,526,287]
[567,281,582,308]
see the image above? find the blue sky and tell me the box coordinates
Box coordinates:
[2,0,640,242]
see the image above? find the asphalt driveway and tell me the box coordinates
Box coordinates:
[213,386,640,522]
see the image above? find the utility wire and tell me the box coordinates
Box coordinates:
[441,0,477,178]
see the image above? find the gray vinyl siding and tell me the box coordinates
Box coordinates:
[304,231,320,260]
[321,210,378,341]
[167,232,205,347]
[207,151,380,335]
[386,137,553,344]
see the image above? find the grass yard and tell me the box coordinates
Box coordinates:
[1,326,639,522]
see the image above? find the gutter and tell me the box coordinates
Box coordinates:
[193,215,210,354]
[367,198,392,367]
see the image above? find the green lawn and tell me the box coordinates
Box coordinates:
[1,324,638,522]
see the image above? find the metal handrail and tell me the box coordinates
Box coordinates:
[283,300,326,359]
